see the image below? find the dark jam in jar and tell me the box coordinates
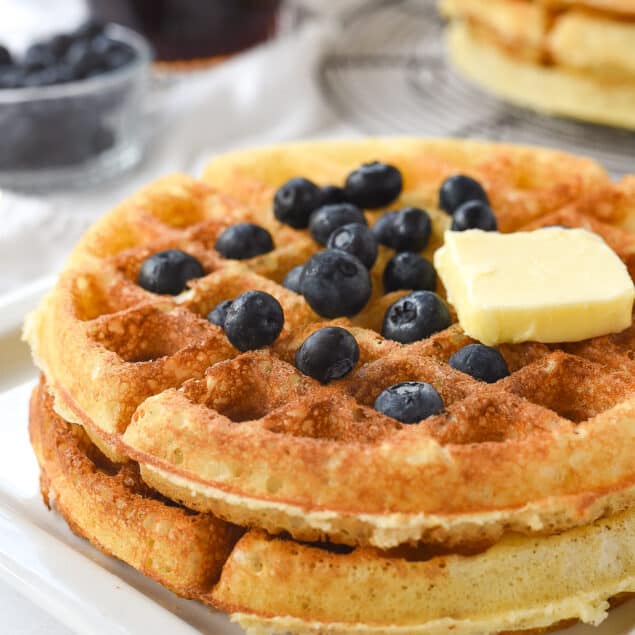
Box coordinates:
[88,0,282,63]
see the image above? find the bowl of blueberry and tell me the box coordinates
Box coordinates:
[0,20,152,190]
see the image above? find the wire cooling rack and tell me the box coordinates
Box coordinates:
[320,0,635,177]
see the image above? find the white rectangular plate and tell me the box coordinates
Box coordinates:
[0,286,634,635]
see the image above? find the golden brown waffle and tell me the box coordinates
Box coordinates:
[441,0,635,128]
[213,527,635,635]
[24,139,635,551]
[31,378,635,635]
[29,379,240,597]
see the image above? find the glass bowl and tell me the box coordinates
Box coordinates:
[0,24,152,191]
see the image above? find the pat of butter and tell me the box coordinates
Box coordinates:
[434,228,635,345]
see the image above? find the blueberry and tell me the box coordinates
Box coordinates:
[449,344,509,383]
[0,44,12,67]
[137,249,205,295]
[327,222,377,269]
[22,65,74,86]
[215,222,274,260]
[0,66,23,88]
[382,291,451,343]
[54,64,77,84]
[223,290,284,351]
[345,162,402,209]
[451,201,497,232]
[371,211,397,244]
[300,249,371,318]
[91,34,118,57]
[392,207,432,252]
[103,42,136,70]
[47,34,73,59]
[320,185,348,206]
[295,327,360,383]
[383,252,436,293]
[374,382,444,423]
[78,34,136,71]
[283,265,304,294]
[0,105,108,169]
[439,174,489,215]
[207,299,233,327]
[274,177,322,229]
[309,203,366,246]
[23,43,57,72]
[74,20,105,41]
[22,67,64,87]
[375,207,432,252]
[65,39,104,78]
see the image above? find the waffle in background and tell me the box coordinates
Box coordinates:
[440,0,635,129]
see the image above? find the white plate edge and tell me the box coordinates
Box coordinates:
[0,275,56,336]
[0,488,206,635]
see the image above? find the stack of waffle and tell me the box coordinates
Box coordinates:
[25,139,635,634]
[441,0,635,129]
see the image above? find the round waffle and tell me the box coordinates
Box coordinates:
[31,377,635,635]
[442,1,635,129]
[25,139,635,550]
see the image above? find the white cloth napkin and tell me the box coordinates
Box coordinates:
[0,16,358,294]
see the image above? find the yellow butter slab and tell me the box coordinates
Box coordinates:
[434,228,635,345]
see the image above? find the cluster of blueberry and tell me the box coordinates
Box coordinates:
[0,21,136,90]
[136,163,508,423]
[138,252,284,353]
[271,164,496,343]
[374,343,509,423]
[276,164,433,321]
[0,21,138,171]
[439,174,497,231]
[278,174,424,330]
